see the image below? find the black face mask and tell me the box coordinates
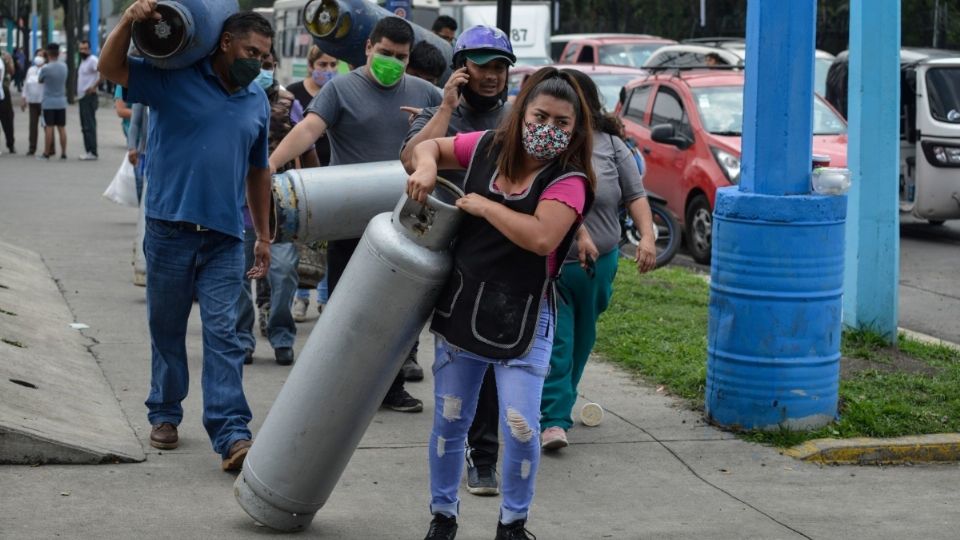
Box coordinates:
[461,84,502,112]
[229,57,261,88]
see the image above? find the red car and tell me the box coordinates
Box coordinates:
[559,36,677,68]
[617,69,848,264]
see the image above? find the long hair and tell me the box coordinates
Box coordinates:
[492,67,596,194]
[561,68,624,137]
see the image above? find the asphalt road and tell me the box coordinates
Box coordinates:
[899,217,960,344]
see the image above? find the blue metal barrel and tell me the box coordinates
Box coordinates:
[705,187,847,430]
[132,0,239,70]
[302,0,452,70]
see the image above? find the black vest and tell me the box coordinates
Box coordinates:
[431,131,593,359]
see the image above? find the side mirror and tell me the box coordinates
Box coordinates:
[651,123,692,149]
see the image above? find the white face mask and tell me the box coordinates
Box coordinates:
[33,56,44,66]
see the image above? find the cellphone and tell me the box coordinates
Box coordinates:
[584,256,596,279]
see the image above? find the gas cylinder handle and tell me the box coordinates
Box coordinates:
[394,176,464,250]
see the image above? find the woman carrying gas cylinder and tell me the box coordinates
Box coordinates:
[539,69,658,451]
[406,67,596,540]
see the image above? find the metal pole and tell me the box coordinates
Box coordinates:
[90,0,99,53]
[496,0,511,37]
[842,0,901,340]
[45,0,52,46]
[30,0,37,53]
[552,0,559,33]
[933,0,940,49]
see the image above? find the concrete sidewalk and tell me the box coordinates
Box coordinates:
[1,102,959,540]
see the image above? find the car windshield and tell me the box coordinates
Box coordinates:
[590,74,640,111]
[691,86,847,136]
[598,44,665,67]
[815,57,832,97]
[926,68,960,123]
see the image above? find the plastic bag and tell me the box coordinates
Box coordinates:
[102,155,138,208]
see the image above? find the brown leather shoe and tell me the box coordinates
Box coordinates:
[149,423,179,450]
[221,439,252,471]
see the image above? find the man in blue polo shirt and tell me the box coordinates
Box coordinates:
[99,0,274,472]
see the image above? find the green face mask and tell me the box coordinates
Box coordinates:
[369,53,405,87]
[229,57,262,88]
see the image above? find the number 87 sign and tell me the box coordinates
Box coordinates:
[510,28,532,45]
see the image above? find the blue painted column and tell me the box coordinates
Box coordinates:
[89,0,100,54]
[842,0,900,341]
[705,0,847,430]
[31,12,38,54]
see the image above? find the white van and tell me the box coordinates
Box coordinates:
[827,48,960,225]
[439,1,552,66]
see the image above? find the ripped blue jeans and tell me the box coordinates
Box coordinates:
[429,304,553,525]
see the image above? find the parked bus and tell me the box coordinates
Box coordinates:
[272,0,439,86]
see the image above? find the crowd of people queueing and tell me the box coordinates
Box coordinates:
[95,1,660,538]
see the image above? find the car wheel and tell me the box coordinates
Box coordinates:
[685,195,712,265]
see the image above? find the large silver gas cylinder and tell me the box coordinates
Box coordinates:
[234,179,464,532]
[302,0,453,71]
[272,161,409,244]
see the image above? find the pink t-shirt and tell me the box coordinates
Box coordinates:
[453,131,588,275]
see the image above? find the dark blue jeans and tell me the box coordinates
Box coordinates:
[143,218,252,458]
[236,228,299,350]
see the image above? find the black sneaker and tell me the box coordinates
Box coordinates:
[402,353,424,382]
[243,349,254,365]
[275,347,294,366]
[495,520,536,540]
[382,389,423,412]
[424,514,457,540]
[466,463,499,496]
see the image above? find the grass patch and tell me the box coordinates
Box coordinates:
[595,264,709,402]
[595,259,960,447]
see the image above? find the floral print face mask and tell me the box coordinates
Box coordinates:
[521,121,571,161]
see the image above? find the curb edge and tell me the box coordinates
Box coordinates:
[784,433,960,465]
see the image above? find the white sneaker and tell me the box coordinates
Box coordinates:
[540,426,568,451]
[292,297,308,322]
[79,152,98,161]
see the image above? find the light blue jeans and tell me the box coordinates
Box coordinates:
[236,228,300,350]
[295,274,329,304]
[430,304,553,525]
[143,218,252,458]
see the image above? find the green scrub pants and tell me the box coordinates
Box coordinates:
[541,248,619,431]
